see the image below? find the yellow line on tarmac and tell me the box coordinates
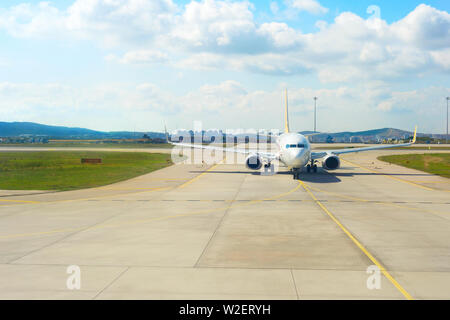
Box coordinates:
[0,199,40,204]
[342,159,435,191]
[50,187,173,204]
[0,186,173,208]
[0,162,222,206]
[298,179,414,300]
[178,162,221,189]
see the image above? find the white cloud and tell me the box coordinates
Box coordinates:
[1,2,448,83]
[391,4,450,50]
[108,50,169,64]
[171,3,449,81]
[0,2,65,38]
[286,0,328,15]
[0,0,178,45]
[1,81,448,133]
[430,49,450,70]
[66,0,178,45]
[257,22,303,48]
[0,1,449,133]
[170,0,297,54]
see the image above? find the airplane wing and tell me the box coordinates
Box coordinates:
[311,126,417,160]
[171,142,279,161]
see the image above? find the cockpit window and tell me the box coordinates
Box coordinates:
[286,144,305,149]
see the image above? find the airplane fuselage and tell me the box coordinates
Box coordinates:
[277,132,311,169]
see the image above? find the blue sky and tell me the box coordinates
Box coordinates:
[0,0,449,133]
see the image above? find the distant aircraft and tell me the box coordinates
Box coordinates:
[168,90,417,179]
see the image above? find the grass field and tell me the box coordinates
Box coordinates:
[0,143,173,148]
[378,153,450,178]
[0,151,173,191]
[316,146,450,150]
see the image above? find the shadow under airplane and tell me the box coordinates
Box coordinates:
[190,166,433,184]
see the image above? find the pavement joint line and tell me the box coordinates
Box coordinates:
[341,158,444,192]
[305,183,448,216]
[47,186,174,204]
[93,266,131,300]
[6,201,139,264]
[0,177,303,240]
[194,172,248,268]
[9,262,447,273]
[290,269,300,300]
[298,179,414,300]
[0,186,173,206]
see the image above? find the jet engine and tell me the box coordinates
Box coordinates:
[322,155,340,170]
[245,155,263,170]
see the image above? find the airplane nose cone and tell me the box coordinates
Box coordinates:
[289,149,306,166]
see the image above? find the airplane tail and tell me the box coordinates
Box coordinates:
[412,126,417,143]
[284,89,290,134]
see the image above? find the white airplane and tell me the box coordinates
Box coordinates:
[169,90,417,179]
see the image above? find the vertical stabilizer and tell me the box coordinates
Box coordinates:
[284,89,290,134]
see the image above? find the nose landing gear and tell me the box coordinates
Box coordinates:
[293,168,301,180]
[293,160,318,179]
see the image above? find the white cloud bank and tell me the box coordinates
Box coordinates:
[1,81,448,133]
[286,0,328,15]
[1,1,448,81]
[0,1,448,132]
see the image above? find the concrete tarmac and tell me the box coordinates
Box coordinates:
[0,148,449,299]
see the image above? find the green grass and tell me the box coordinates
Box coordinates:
[316,146,450,150]
[0,143,173,148]
[0,151,173,191]
[378,153,450,178]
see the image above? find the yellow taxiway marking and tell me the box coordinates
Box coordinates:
[178,162,221,189]
[0,186,173,207]
[341,158,442,192]
[0,199,40,204]
[50,187,173,204]
[298,179,414,300]
[407,181,449,184]
[0,161,223,206]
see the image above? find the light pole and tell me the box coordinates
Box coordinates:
[313,97,318,133]
[447,97,449,144]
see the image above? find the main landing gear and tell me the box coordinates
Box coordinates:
[262,163,275,176]
[306,163,318,173]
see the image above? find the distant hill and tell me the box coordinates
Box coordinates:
[0,122,165,139]
[0,122,443,143]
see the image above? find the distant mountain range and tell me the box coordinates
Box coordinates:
[0,121,444,143]
[0,122,165,139]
